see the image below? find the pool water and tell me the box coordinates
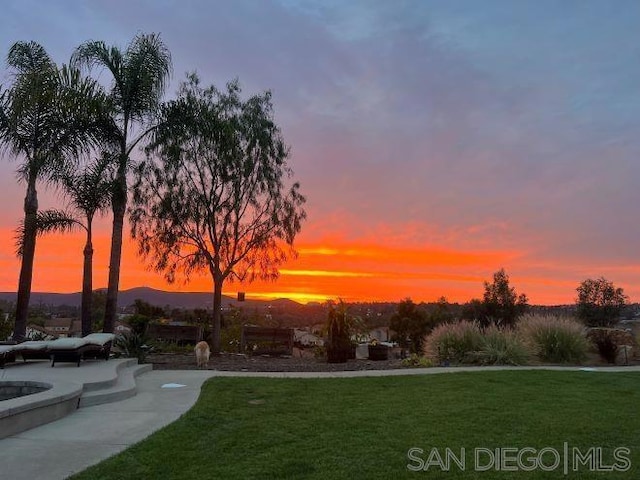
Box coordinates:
[0,382,50,401]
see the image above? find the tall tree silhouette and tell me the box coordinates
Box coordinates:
[131,76,306,352]
[72,33,172,332]
[0,41,108,340]
[19,156,114,336]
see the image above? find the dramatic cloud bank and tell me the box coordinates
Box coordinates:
[1,0,639,303]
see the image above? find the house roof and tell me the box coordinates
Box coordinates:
[44,318,74,329]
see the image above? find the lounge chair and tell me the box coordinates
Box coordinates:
[47,338,90,367]
[0,345,16,369]
[15,341,51,362]
[48,333,116,367]
[82,333,115,361]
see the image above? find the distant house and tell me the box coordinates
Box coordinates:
[43,318,74,337]
[294,328,324,347]
[41,319,133,338]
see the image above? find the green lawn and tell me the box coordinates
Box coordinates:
[71,371,640,479]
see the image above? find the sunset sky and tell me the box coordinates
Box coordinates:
[1,1,640,305]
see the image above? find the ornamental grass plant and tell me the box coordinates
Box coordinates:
[471,325,531,366]
[423,321,483,364]
[516,314,589,364]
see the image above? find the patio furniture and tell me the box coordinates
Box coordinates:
[48,338,91,367]
[15,341,51,362]
[48,333,116,367]
[82,333,115,360]
[0,345,16,369]
[1,333,118,368]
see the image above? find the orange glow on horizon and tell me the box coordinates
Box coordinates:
[0,227,639,306]
[279,269,375,278]
[245,291,335,303]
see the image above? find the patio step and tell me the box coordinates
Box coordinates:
[81,358,139,393]
[79,363,152,407]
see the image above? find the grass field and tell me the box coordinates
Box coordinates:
[71,371,640,479]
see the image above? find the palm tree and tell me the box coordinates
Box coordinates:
[0,42,108,341]
[21,156,114,336]
[71,33,172,333]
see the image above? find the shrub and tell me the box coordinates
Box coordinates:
[26,330,52,341]
[151,340,193,354]
[423,321,483,364]
[390,298,446,354]
[220,305,244,354]
[0,310,13,341]
[401,353,433,368]
[479,268,529,328]
[325,300,363,363]
[588,329,618,363]
[115,331,152,363]
[586,328,636,364]
[220,324,242,354]
[126,314,151,335]
[576,277,627,327]
[472,325,531,366]
[313,344,326,359]
[517,314,588,364]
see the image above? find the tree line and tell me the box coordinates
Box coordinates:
[390,269,629,354]
[0,33,306,352]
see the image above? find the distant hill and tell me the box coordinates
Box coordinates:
[0,287,298,310]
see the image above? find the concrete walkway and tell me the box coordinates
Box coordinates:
[2,363,640,479]
[1,368,212,480]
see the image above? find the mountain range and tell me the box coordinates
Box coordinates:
[0,287,300,310]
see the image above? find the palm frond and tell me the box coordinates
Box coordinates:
[14,209,81,257]
[72,40,126,116]
[51,65,116,160]
[1,43,58,159]
[119,33,173,123]
[52,153,115,217]
[2,42,114,188]
[71,33,171,146]
[36,209,82,234]
[0,87,8,145]
[71,40,122,78]
[7,41,54,75]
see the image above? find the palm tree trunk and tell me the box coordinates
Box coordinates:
[81,222,93,337]
[103,172,127,333]
[212,276,223,354]
[14,178,38,342]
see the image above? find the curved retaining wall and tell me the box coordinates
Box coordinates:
[0,380,83,439]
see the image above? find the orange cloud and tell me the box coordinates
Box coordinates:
[279,269,375,278]
[0,224,636,306]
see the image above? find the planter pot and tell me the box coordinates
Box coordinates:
[368,344,388,361]
[327,347,349,363]
[355,344,369,359]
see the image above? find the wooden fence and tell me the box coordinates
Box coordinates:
[241,326,294,356]
[147,324,203,345]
